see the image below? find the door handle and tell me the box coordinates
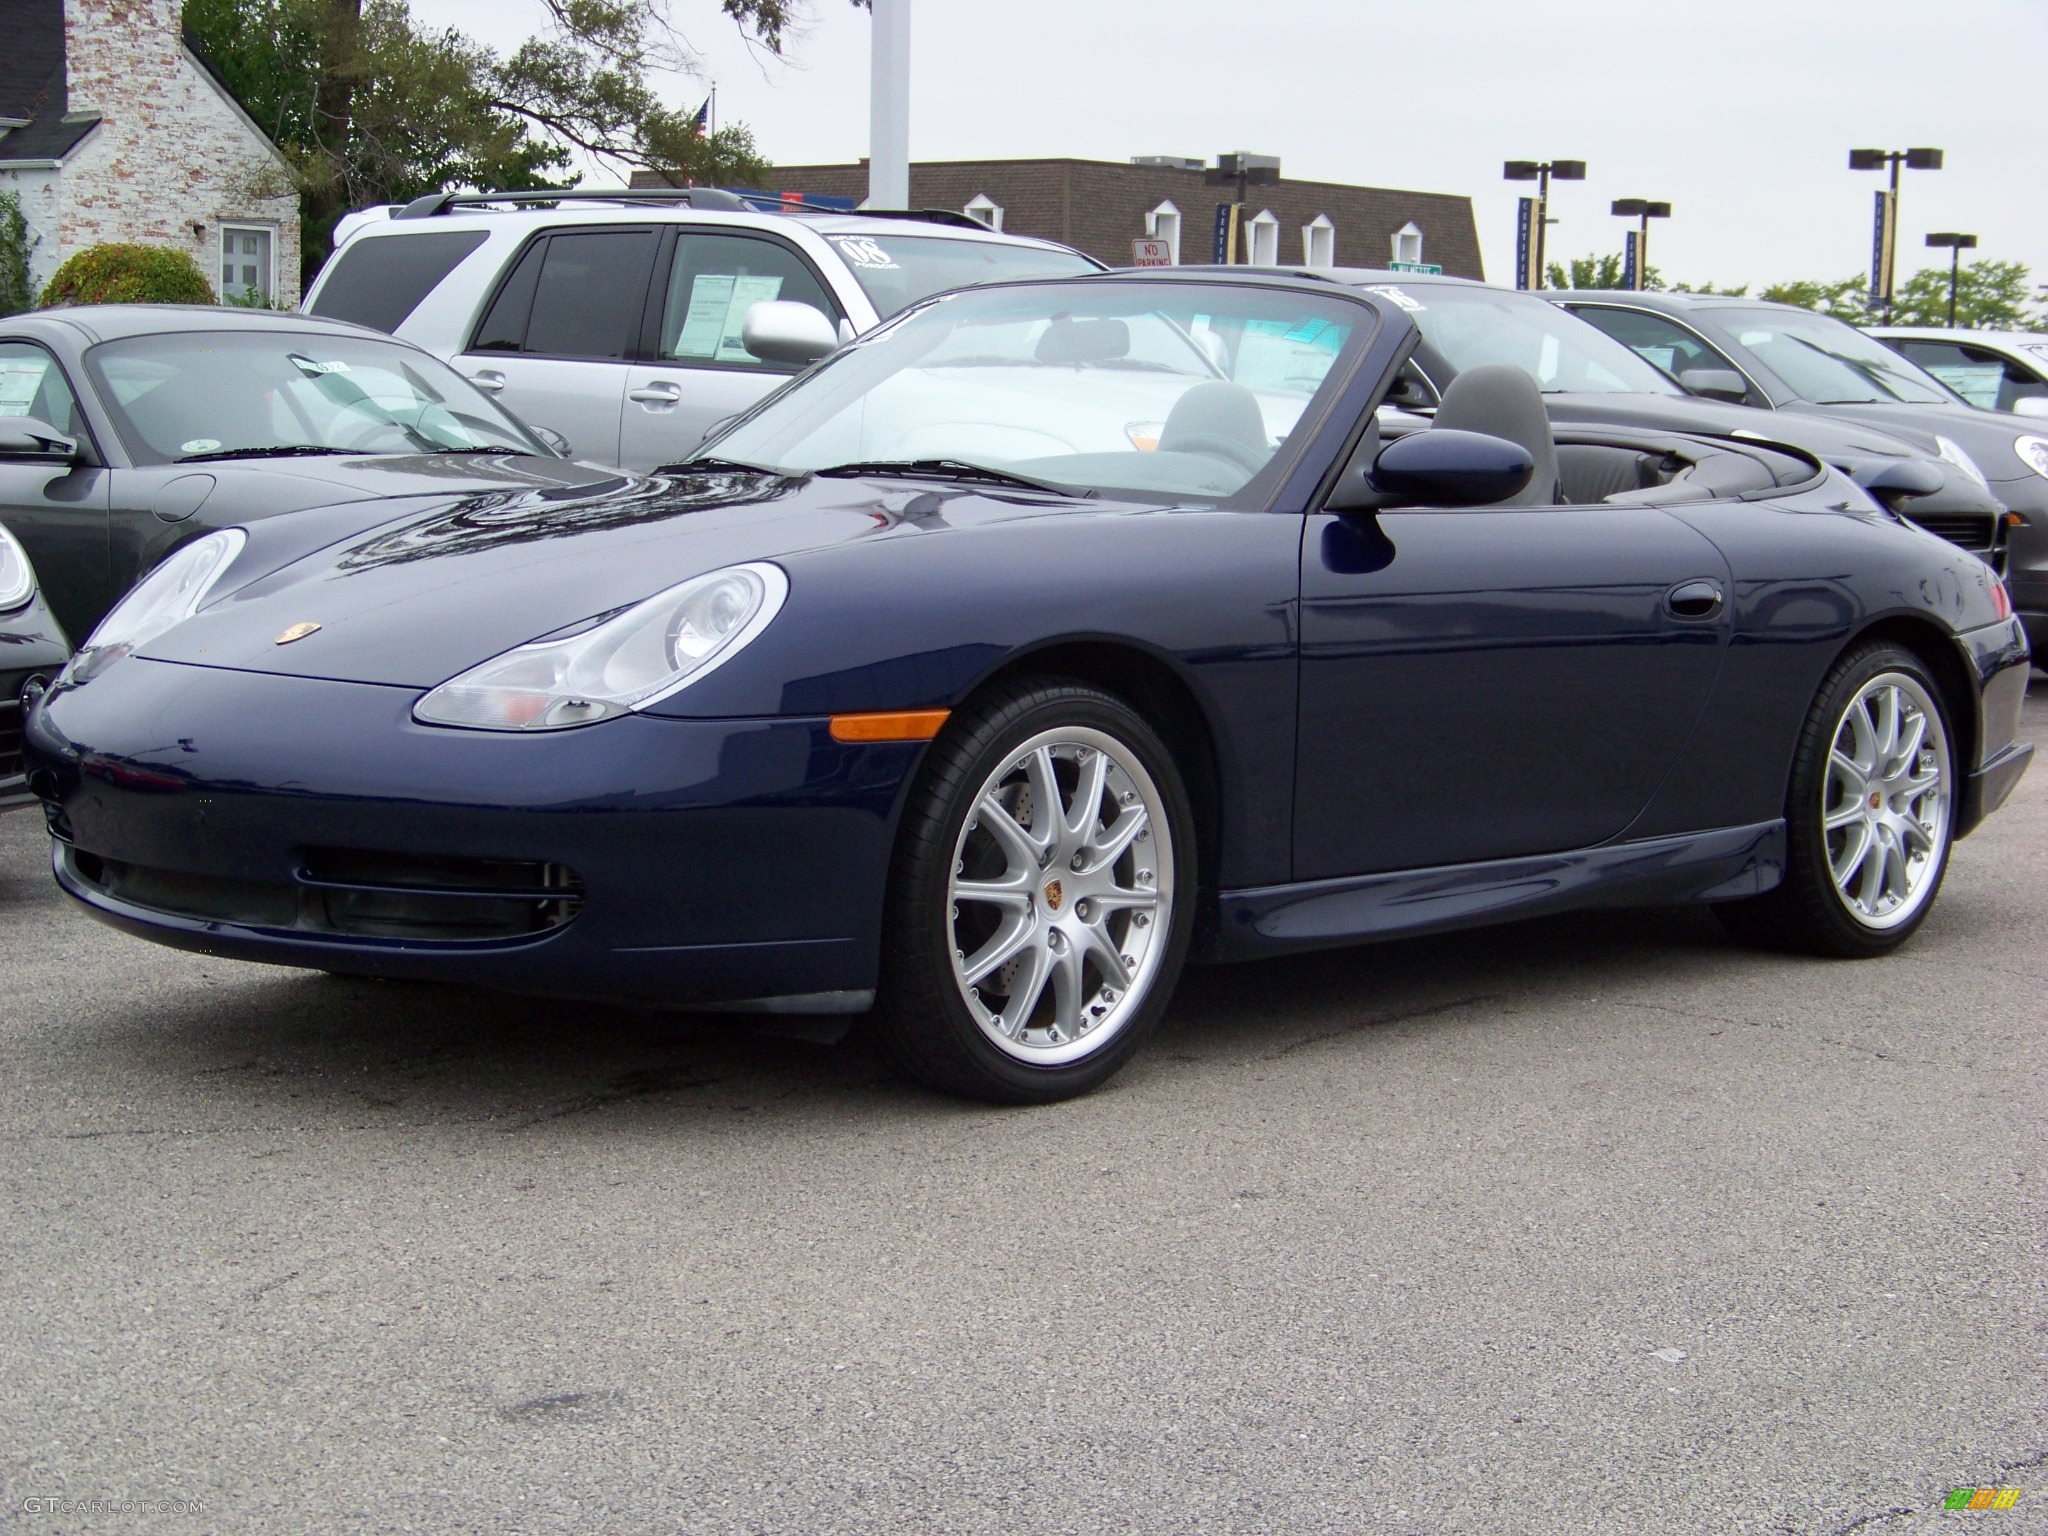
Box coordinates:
[1665,579,1724,620]
[469,370,506,393]
[629,381,683,405]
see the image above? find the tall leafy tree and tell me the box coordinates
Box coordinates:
[1886,259,2039,330]
[185,0,845,282]
[1545,253,1664,291]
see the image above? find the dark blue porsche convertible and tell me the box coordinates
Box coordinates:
[22,272,2034,1102]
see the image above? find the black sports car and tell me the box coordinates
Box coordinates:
[0,305,621,643]
[0,516,69,810]
[24,272,2034,1103]
[1551,290,2044,642]
[1278,272,2011,570]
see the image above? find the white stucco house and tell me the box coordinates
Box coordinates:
[0,0,301,304]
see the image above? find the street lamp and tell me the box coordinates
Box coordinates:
[1925,231,1978,328]
[1504,158,1584,289]
[1609,199,1671,290]
[1849,146,1943,323]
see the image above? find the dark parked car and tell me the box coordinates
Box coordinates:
[0,520,69,810]
[25,273,2033,1103]
[0,305,628,644]
[1293,272,2012,570]
[1552,292,2045,650]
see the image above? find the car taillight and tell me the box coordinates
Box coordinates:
[1992,577,2012,621]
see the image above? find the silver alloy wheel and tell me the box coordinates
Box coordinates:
[1822,671,1951,931]
[945,726,1175,1065]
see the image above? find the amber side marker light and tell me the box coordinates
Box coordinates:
[829,709,951,743]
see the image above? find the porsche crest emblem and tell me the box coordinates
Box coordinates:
[1043,878,1064,911]
[274,622,322,645]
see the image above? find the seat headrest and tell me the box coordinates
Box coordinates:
[1430,364,1559,507]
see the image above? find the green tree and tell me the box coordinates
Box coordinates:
[1886,258,2037,329]
[1545,252,1667,291]
[184,0,846,283]
[1756,274,1871,324]
[0,192,34,318]
[41,244,215,306]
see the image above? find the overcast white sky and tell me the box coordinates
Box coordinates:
[412,0,2048,291]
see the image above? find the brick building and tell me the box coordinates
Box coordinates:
[633,156,1483,279]
[0,0,301,305]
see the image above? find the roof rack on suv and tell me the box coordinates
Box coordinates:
[389,186,990,230]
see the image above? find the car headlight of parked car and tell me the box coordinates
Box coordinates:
[2013,435,2048,480]
[60,528,247,683]
[413,562,789,731]
[1934,435,1990,489]
[0,523,35,612]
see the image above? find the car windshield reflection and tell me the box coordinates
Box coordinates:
[703,280,1370,504]
[82,330,546,467]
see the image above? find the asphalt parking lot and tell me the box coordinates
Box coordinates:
[2,679,2042,1536]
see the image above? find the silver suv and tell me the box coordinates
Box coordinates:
[303,189,1102,470]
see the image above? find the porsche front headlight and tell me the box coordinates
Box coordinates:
[413,562,788,731]
[0,523,34,612]
[1935,434,1990,489]
[61,528,247,682]
[2014,435,2048,480]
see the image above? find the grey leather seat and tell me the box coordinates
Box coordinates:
[1158,381,1270,465]
[1430,364,1559,506]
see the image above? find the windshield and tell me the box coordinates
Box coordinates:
[1364,281,1678,395]
[820,233,1102,316]
[1718,308,1958,405]
[705,280,1369,503]
[84,330,545,465]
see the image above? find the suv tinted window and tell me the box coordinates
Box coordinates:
[309,230,489,332]
[658,232,839,368]
[1890,338,2048,412]
[475,230,657,361]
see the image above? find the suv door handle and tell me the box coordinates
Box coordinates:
[469,369,506,393]
[629,381,683,405]
[1665,579,1724,620]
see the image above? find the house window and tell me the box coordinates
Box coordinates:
[220,225,274,305]
[964,194,1003,232]
[1303,214,1335,267]
[1146,201,1182,264]
[1392,222,1424,266]
[1246,209,1279,266]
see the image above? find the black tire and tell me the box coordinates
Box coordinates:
[872,676,1197,1104]
[1717,640,1957,958]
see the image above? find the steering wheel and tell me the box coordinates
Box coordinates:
[1159,432,1267,474]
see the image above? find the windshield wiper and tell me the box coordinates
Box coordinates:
[813,459,1091,497]
[420,445,527,456]
[675,456,780,475]
[175,444,358,463]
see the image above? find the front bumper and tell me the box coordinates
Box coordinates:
[24,658,925,1008]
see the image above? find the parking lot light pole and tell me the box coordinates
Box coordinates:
[1610,199,1670,290]
[868,0,910,209]
[1925,231,1978,328]
[1849,147,1942,323]
[1505,158,1584,289]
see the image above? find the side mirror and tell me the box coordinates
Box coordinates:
[0,417,79,462]
[1364,429,1535,508]
[1852,457,1946,503]
[2011,396,2048,420]
[1678,367,1751,405]
[530,425,571,456]
[741,301,840,366]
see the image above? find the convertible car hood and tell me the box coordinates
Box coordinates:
[139,469,1091,688]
